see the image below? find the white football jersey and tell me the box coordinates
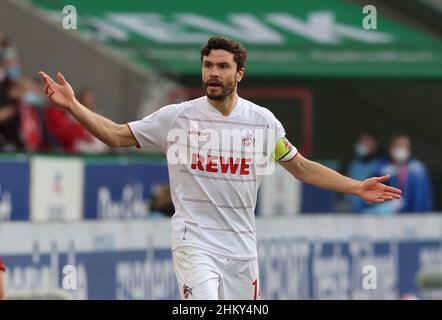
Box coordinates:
[128,96,297,260]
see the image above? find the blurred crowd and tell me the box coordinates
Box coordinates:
[0,32,107,154]
[346,132,433,214]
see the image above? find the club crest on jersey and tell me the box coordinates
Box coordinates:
[183,284,193,299]
[242,133,255,147]
[283,137,292,151]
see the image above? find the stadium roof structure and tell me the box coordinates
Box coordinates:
[28,0,442,78]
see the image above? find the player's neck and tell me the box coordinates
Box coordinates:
[207,92,238,117]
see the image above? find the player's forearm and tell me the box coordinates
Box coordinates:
[295,159,361,196]
[69,99,125,147]
[0,273,5,300]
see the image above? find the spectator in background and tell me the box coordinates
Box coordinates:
[0,32,7,98]
[45,100,89,153]
[45,87,108,153]
[0,34,21,83]
[0,256,6,300]
[0,80,23,151]
[20,77,52,152]
[147,182,175,219]
[75,87,108,153]
[368,134,433,214]
[346,132,384,212]
[0,34,18,127]
[78,87,97,112]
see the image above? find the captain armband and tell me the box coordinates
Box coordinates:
[273,136,298,162]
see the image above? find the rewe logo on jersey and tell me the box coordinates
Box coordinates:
[191,153,251,175]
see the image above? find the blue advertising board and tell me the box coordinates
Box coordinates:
[83,160,169,219]
[2,238,441,299]
[2,217,441,300]
[0,159,30,220]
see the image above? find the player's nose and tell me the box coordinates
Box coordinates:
[209,68,221,78]
[208,73,222,84]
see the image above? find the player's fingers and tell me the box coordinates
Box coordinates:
[385,192,401,199]
[380,195,393,201]
[376,175,390,183]
[48,89,56,99]
[44,84,52,95]
[384,185,401,194]
[46,86,55,96]
[374,199,385,203]
[41,76,50,86]
[38,71,48,81]
[39,71,56,85]
[45,85,54,96]
[57,72,67,85]
[44,75,55,87]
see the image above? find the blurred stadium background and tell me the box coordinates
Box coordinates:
[0,0,442,299]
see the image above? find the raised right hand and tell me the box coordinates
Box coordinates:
[39,71,75,110]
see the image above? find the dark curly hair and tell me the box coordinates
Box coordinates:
[200,36,247,71]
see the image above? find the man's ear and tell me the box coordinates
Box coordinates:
[236,68,245,82]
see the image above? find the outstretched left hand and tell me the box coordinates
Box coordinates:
[356,175,402,203]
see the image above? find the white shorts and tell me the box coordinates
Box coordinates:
[172,248,260,300]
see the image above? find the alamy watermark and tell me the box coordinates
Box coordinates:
[362,264,377,290]
[62,5,77,30]
[362,5,377,30]
[165,122,278,176]
[62,264,77,290]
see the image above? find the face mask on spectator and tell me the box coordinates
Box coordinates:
[355,142,370,158]
[6,66,20,80]
[391,147,410,164]
[23,92,46,108]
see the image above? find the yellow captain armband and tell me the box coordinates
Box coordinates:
[273,136,298,162]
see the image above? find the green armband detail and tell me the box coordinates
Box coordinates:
[273,137,293,161]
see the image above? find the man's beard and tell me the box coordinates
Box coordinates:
[203,79,236,101]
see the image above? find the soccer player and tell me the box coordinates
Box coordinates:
[39,36,401,300]
[0,256,6,300]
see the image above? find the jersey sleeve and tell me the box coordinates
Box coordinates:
[127,104,179,153]
[265,110,298,161]
[273,114,286,143]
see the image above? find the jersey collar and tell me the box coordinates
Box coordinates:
[203,95,242,118]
